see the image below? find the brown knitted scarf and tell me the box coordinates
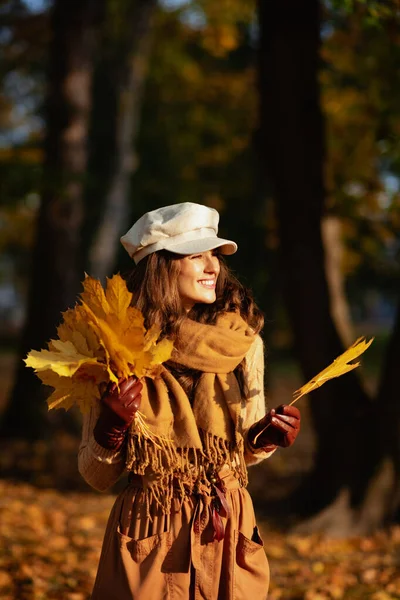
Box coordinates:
[126,312,255,512]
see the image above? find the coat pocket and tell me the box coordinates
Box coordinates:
[117,527,171,564]
[116,528,172,599]
[233,527,270,600]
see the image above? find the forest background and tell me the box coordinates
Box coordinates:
[0,0,400,598]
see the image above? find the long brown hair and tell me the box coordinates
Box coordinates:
[126,250,264,400]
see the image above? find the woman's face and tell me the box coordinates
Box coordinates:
[176,250,220,312]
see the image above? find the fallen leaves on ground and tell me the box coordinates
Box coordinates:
[265,527,400,600]
[0,479,115,600]
[1,479,400,600]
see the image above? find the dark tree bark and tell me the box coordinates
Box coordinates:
[374,300,400,521]
[1,0,104,439]
[257,0,399,534]
[87,0,157,282]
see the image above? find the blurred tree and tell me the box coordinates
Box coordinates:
[0,2,48,291]
[87,0,158,281]
[257,0,400,533]
[321,216,354,346]
[322,2,400,309]
[1,0,105,439]
[129,2,275,305]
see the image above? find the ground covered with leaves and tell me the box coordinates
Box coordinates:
[1,479,400,600]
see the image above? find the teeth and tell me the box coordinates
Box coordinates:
[199,280,215,287]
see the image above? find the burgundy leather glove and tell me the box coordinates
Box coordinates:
[247,404,301,452]
[93,377,143,451]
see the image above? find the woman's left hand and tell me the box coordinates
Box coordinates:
[247,404,301,451]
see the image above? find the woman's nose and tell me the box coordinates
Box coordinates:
[204,254,219,273]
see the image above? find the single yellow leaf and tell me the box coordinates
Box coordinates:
[105,274,133,324]
[81,303,133,379]
[149,338,174,367]
[133,337,173,378]
[253,336,374,446]
[49,339,88,358]
[25,345,98,378]
[121,326,145,353]
[57,312,75,342]
[70,330,93,357]
[291,336,374,404]
[144,324,161,351]
[80,275,109,320]
[132,351,154,378]
[37,368,64,388]
[76,362,108,384]
[46,375,101,413]
[120,306,145,339]
[60,305,103,356]
[72,304,119,386]
[41,364,105,413]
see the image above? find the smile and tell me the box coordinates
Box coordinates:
[198,279,216,288]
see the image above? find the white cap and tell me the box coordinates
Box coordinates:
[120,202,237,264]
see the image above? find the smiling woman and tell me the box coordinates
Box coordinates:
[78,202,301,600]
[177,250,221,311]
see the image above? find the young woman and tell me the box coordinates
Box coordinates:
[78,202,301,600]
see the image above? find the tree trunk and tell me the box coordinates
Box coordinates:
[322,216,354,347]
[1,0,104,440]
[373,298,400,523]
[88,0,157,282]
[256,0,391,533]
[299,300,400,535]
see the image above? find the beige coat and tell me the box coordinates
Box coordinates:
[79,336,274,599]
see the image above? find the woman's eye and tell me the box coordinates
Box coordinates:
[190,254,202,260]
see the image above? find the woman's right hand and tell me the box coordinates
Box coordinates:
[101,377,143,427]
[93,376,143,451]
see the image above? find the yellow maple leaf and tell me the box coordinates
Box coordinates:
[120,323,145,353]
[70,330,93,357]
[144,324,161,351]
[132,350,155,379]
[58,305,104,358]
[79,302,135,380]
[252,336,374,446]
[149,337,174,367]
[80,274,110,320]
[105,273,133,324]
[291,336,374,404]
[25,342,98,378]
[40,365,104,413]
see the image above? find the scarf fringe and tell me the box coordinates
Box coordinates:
[125,428,248,516]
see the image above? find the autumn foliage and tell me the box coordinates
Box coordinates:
[24,274,173,414]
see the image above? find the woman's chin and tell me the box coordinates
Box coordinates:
[197,293,217,305]
[188,296,216,309]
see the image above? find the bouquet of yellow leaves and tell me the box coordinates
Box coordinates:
[25,274,174,415]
